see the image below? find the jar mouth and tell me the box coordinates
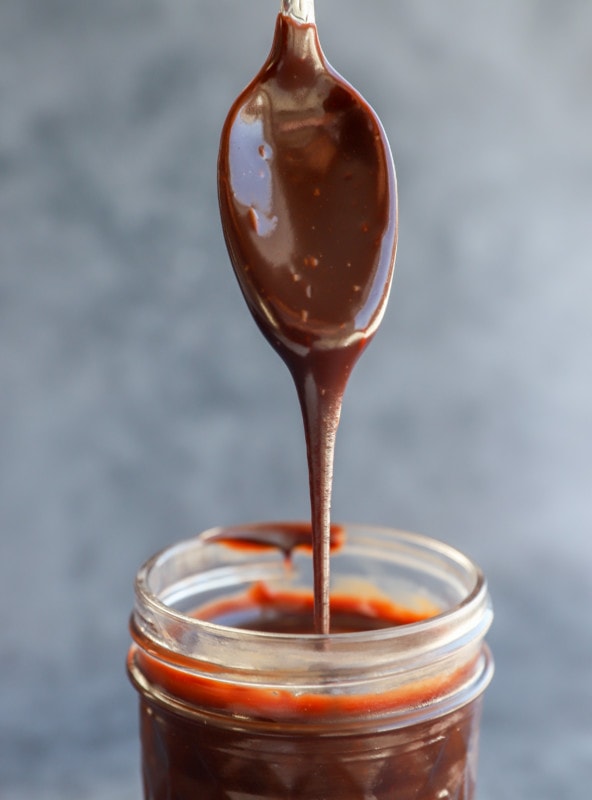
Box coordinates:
[132,523,492,675]
[130,523,493,727]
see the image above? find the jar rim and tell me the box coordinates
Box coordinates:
[132,523,492,665]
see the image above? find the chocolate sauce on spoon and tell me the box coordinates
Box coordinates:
[218,2,397,633]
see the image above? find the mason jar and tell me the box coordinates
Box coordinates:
[128,522,493,799]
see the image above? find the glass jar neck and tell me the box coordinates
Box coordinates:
[128,524,493,729]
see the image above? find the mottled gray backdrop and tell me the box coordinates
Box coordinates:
[1,1,591,798]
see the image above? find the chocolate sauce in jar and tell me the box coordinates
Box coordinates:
[128,524,493,800]
[218,12,398,632]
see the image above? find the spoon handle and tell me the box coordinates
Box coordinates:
[281,0,315,23]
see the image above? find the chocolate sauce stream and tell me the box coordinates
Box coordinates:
[296,362,340,634]
[218,13,397,633]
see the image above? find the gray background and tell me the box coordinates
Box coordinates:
[1,0,591,797]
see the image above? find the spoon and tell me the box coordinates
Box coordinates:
[218,0,398,633]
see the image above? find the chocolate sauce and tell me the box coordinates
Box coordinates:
[202,519,345,559]
[133,597,483,800]
[128,11,492,800]
[139,695,482,800]
[192,572,437,634]
[218,13,397,632]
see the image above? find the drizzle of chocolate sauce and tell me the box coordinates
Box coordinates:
[218,13,397,632]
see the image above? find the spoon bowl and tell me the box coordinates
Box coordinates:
[218,10,397,361]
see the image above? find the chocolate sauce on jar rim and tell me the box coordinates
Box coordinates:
[218,8,398,632]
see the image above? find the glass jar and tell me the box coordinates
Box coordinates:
[128,523,493,799]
